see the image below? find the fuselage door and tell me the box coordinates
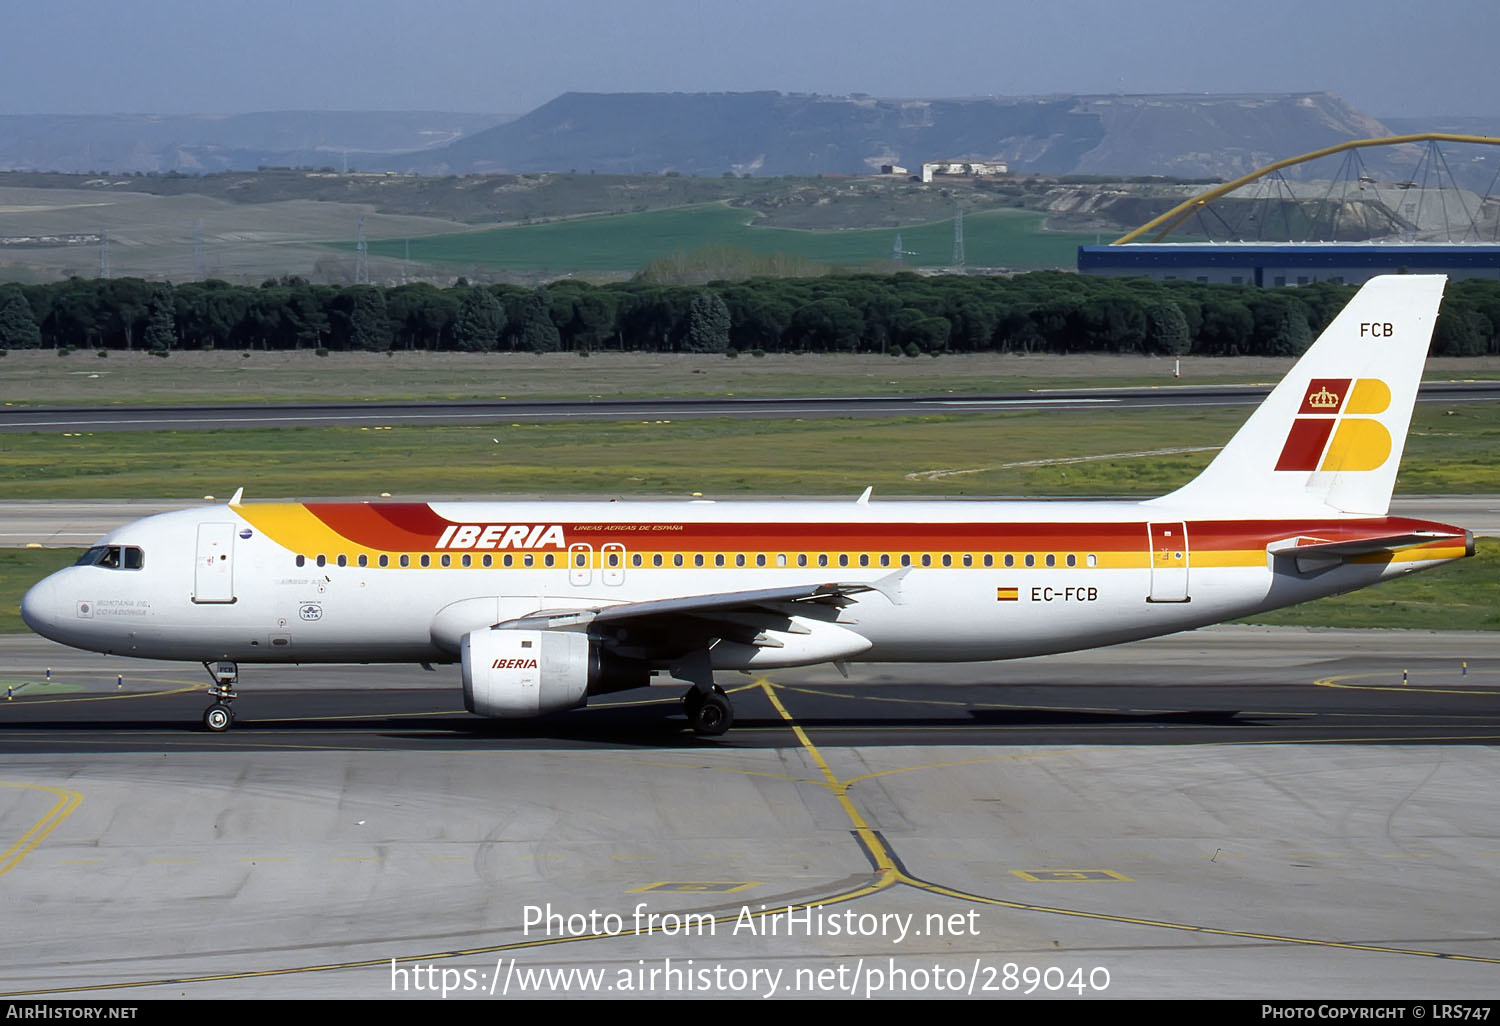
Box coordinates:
[568,543,593,587]
[601,543,626,587]
[1147,521,1190,603]
[193,522,237,604]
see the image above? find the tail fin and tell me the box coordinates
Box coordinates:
[1150,274,1445,517]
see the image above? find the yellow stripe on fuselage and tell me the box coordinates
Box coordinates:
[235,504,366,560]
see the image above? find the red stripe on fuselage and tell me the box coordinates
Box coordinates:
[290,505,1465,555]
[306,503,450,551]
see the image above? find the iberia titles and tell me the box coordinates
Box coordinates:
[434,524,568,550]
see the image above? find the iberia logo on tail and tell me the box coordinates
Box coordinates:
[1275,378,1393,472]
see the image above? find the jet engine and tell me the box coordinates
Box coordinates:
[460,627,649,718]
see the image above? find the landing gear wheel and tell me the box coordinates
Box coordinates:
[203,703,233,732]
[688,686,733,737]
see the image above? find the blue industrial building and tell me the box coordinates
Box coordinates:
[1077,243,1500,287]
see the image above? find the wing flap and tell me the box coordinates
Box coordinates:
[497,567,911,634]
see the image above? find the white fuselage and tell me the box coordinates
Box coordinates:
[20,498,1470,670]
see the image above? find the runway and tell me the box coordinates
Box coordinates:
[0,627,1497,751]
[1,627,1497,998]
[3,380,1498,433]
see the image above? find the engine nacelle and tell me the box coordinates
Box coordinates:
[460,628,649,718]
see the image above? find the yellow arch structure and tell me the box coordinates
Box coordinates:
[1113,132,1500,244]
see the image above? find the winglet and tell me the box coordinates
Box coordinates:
[856,486,873,505]
[228,486,244,506]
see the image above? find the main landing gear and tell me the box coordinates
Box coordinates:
[674,648,733,737]
[201,660,239,732]
[683,685,734,737]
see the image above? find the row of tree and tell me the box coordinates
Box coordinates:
[1,272,1496,358]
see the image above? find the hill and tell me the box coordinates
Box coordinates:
[395,90,1395,180]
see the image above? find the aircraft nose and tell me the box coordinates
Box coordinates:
[20,575,61,639]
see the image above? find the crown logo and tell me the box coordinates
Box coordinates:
[1308,386,1341,409]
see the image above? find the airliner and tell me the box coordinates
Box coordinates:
[20,275,1473,736]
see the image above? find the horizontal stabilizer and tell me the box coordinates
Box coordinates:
[1267,529,1471,573]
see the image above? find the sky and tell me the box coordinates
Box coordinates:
[5,0,1497,120]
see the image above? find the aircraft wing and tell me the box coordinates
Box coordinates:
[492,569,909,662]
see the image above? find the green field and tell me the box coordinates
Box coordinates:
[4,542,1495,636]
[4,349,1496,407]
[2,399,1497,501]
[360,205,1098,272]
[0,349,1313,407]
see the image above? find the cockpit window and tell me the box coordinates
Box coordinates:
[75,545,144,570]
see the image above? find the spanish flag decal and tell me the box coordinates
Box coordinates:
[996,587,1019,602]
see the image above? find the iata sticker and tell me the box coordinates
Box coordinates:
[299,603,323,621]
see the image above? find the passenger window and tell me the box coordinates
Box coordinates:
[695,554,704,567]
[797,554,807,567]
[631,554,642,568]
[983,554,993,568]
[880,554,890,567]
[400,554,410,568]
[358,554,368,568]
[503,554,514,568]
[1004,554,1014,568]
[1024,554,1035,568]
[1087,554,1098,568]
[920,555,931,567]
[523,554,533,568]
[481,555,491,568]
[461,554,471,568]
[653,554,663,567]
[379,555,390,568]
[756,554,766,567]
[1066,554,1076,568]
[543,554,554,568]
[901,554,911,567]
[962,554,972,568]
[317,555,327,568]
[1045,554,1056,568]
[736,554,746,567]
[715,554,725,568]
[777,554,787,568]
[818,554,829,568]
[858,554,868,567]
[295,554,306,568]
[337,555,348,568]
[941,554,952,567]
[440,555,451,568]
[420,555,430,568]
[838,554,849,568]
[674,554,684,567]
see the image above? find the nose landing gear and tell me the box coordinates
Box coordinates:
[201,660,239,732]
